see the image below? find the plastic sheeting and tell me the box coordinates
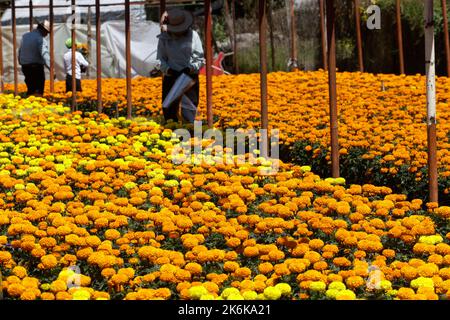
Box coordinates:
[1,20,162,83]
[1,0,147,24]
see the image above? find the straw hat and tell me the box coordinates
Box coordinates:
[38,20,51,33]
[166,9,193,33]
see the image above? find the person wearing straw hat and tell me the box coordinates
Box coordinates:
[18,20,51,97]
[157,8,204,123]
[63,38,89,93]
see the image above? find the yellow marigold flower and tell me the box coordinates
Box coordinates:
[73,289,91,300]
[411,277,434,289]
[104,229,121,240]
[12,266,28,278]
[263,286,282,300]
[20,290,37,300]
[242,291,258,300]
[227,293,244,300]
[335,290,356,300]
[309,281,326,292]
[41,283,51,291]
[221,287,240,299]
[50,280,67,293]
[326,289,339,299]
[41,254,58,269]
[275,283,292,295]
[7,283,26,297]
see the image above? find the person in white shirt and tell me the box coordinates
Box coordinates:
[63,38,89,93]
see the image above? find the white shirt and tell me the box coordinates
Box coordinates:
[64,50,89,79]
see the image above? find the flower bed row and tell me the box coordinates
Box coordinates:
[5,71,449,200]
[0,94,450,300]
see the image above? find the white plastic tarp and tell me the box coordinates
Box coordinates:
[1,20,162,83]
[1,0,147,23]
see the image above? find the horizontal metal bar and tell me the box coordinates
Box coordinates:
[12,1,204,9]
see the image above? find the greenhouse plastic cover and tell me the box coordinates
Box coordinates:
[1,20,163,83]
[1,0,147,24]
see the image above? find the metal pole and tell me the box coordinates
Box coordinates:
[425,0,438,203]
[12,1,18,96]
[71,0,77,112]
[259,0,268,156]
[442,0,450,76]
[29,1,34,32]
[49,0,55,93]
[125,0,132,119]
[87,6,92,79]
[319,0,327,71]
[0,23,4,93]
[354,0,363,72]
[289,0,298,71]
[326,0,339,178]
[232,0,238,74]
[96,0,102,112]
[267,0,275,71]
[396,0,405,74]
[205,0,213,127]
[160,0,166,18]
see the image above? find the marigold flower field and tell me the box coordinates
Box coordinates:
[6,70,449,196]
[1,71,450,300]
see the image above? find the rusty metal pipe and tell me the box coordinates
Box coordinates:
[396,0,405,74]
[12,1,18,96]
[232,0,238,74]
[96,0,102,112]
[289,0,298,71]
[319,0,327,71]
[355,0,363,72]
[71,0,77,112]
[0,23,4,93]
[125,0,132,119]
[49,0,55,93]
[259,0,269,158]
[205,0,213,127]
[29,1,34,32]
[326,0,339,178]
[442,0,450,76]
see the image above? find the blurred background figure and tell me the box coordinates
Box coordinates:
[64,38,89,93]
[18,20,51,97]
